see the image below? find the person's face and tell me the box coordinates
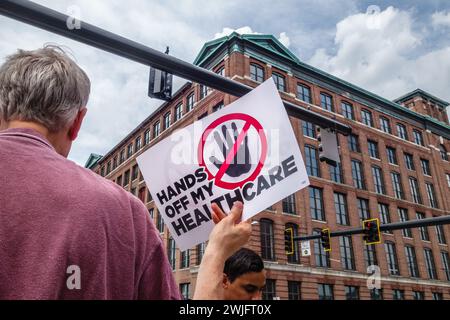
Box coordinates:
[223,270,266,300]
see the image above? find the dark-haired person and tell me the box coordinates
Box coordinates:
[0,45,251,299]
[222,248,266,300]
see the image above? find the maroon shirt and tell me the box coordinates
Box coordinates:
[0,128,181,300]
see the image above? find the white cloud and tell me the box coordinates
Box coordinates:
[308,6,450,109]
[214,26,260,39]
[278,32,290,48]
[432,10,450,28]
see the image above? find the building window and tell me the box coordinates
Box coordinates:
[113,156,118,169]
[271,72,286,92]
[168,237,176,270]
[297,83,311,103]
[348,134,360,152]
[341,101,354,120]
[123,170,130,187]
[357,198,370,220]
[334,192,349,225]
[447,173,450,187]
[250,63,265,83]
[136,187,145,203]
[379,116,391,133]
[413,129,424,146]
[413,291,424,300]
[179,283,190,300]
[148,208,154,219]
[318,284,334,300]
[174,103,183,122]
[436,224,447,244]
[156,212,164,233]
[397,123,408,140]
[305,145,320,177]
[416,212,429,241]
[425,183,438,208]
[144,129,150,145]
[351,159,365,189]
[320,93,333,112]
[368,140,379,158]
[441,251,450,281]
[409,177,422,204]
[302,121,316,138]
[421,159,431,176]
[147,190,152,202]
[131,164,139,181]
[199,85,208,99]
[163,112,171,130]
[127,144,133,158]
[361,109,373,127]
[432,292,443,300]
[340,236,355,270]
[288,281,301,300]
[180,250,190,269]
[153,121,160,138]
[286,223,300,264]
[440,145,448,161]
[391,172,404,199]
[310,187,325,221]
[282,194,297,215]
[196,242,206,265]
[405,245,420,278]
[424,248,437,279]
[329,162,343,184]
[404,153,415,170]
[379,203,391,225]
[314,229,330,267]
[364,244,377,268]
[216,66,225,76]
[393,289,405,300]
[135,136,142,152]
[119,150,125,164]
[262,279,276,300]
[186,93,195,112]
[116,175,122,186]
[398,208,412,238]
[212,102,224,113]
[101,166,106,177]
[260,219,275,260]
[370,288,383,300]
[345,286,359,300]
[386,147,397,165]
[372,166,386,194]
[385,242,400,275]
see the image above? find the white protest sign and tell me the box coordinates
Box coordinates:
[137,79,310,251]
[301,241,311,257]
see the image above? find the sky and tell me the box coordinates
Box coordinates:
[0,0,449,166]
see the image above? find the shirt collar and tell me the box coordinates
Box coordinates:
[0,127,55,151]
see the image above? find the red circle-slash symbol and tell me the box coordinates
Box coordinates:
[198,113,267,190]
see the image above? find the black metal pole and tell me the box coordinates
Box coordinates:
[294,215,450,241]
[0,0,352,135]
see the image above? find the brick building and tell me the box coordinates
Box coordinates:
[86,33,450,300]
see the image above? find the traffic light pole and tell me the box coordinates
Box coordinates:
[294,215,450,242]
[0,0,352,135]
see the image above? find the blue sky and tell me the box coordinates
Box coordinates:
[0,0,449,166]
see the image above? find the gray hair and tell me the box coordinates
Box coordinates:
[0,45,90,132]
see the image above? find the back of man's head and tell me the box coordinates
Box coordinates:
[224,248,264,283]
[0,45,90,132]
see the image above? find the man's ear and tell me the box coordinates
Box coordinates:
[68,108,87,141]
[222,273,229,289]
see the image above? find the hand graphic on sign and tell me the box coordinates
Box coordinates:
[209,122,252,178]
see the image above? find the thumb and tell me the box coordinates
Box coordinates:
[227,201,244,224]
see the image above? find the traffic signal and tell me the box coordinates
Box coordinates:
[148,47,173,101]
[285,228,294,255]
[363,218,381,245]
[320,228,331,252]
[317,127,340,166]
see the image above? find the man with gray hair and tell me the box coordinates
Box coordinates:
[0,45,251,299]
